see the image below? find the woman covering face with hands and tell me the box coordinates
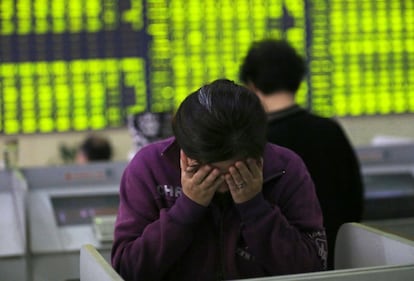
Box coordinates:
[181,151,264,206]
[111,79,327,281]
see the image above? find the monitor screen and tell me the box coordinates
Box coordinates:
[51,194,119,226]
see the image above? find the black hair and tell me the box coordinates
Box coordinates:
[172,79,267,164]
[239,39,306,94]
[79,135,113,162]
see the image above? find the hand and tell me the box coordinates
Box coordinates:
[226,158,263,204]
[180,150,224,206]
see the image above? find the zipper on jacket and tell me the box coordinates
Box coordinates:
[263,170,285,183]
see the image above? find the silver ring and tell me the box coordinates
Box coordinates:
[237,182,245,189]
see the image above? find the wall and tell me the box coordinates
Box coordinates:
[0,128,132,168]
[1,114,414,168]
[338,114,414,146]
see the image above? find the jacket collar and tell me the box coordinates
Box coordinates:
[267,104,304,122]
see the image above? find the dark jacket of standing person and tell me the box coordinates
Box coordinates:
[111,79,327,281]
[240,39,364,270]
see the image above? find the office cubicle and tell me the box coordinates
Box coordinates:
[356,144,414,220]
[23,161,127,281]
[79,223,414,281]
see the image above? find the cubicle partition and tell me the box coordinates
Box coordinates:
[334,223,414,269]
[79,223,414,281]
[80,244,123,281]
[0,169,29,281]
[22,161,127,281]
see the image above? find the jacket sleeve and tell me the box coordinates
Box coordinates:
[235,152,327,275]
[111,154,207,281]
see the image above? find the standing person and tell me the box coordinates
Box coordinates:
[239,39,364,270]
[111,79,327,281]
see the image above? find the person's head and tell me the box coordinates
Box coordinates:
[76,134,113,164]
[239,39,306,95]
[172,79,267,167]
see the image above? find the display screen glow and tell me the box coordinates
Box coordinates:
[1,0,413,134]
[309,0,414,116]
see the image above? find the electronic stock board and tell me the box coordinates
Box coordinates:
[0,0,413,134]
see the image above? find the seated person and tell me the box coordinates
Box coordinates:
[76,134,113,164]
[111,79,327,281]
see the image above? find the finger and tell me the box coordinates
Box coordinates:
[245,158,262,177]
[180,150,188,172]
[201,168,222,189]
[225,173,246,193]
[225,173,239,192]
[209,173,225,191]
[186,165,199,173]
[228,166,240,184]
[191,165,213,184]
[232,162,250,184]
[181,151,201,176]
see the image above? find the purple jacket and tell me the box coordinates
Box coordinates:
[112,137,327,281]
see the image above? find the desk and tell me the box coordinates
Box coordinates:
[23,162,126,281]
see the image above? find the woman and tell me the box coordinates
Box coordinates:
[111,79,326,281]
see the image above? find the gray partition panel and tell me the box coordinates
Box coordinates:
[335,223,414,269]
[0,169,29,281]
[80,244,123,281]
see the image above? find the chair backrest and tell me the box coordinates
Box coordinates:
[335,222,414,269]
[80,244,124,281]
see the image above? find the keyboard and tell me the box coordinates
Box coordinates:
[93,215,117,243]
